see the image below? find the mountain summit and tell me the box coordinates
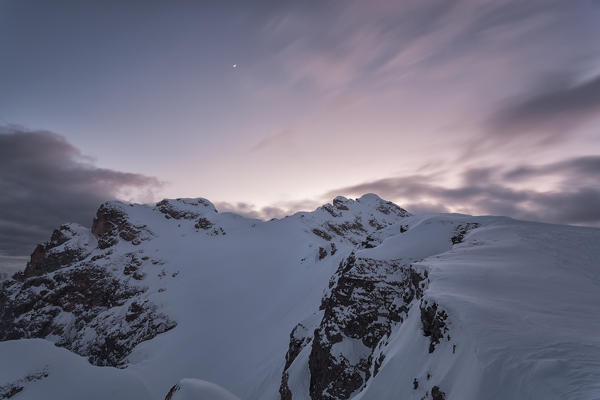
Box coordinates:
[1,195,599,400]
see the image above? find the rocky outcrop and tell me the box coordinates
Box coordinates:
[0,259,175,366]
[0,368,48,399]
[1,203,176,367]
[282,254,427,400]
[156,198,217,220]
[305,195,411,249]
[92,203,148,248]
[450,223,480,245]
[431,386,446,400]
[420,301,449,353]
[15,224,90,280]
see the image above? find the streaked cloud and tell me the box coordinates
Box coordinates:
[489,75,600,141]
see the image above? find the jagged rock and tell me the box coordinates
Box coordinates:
[450,223,480,244]
[284,322,313,371]
[16,224,90,280]
[312,229,332,241]
[0,368,48,399]
[420,301,449,353]
[279,372,292,400]
[0,259,176,366]
[195,217,214,230]
[431,386,446,400]
[282,254,427,400]
[329,243,337,255]
[318,247,328,260]
[163,379,240,400]
[322,204,342,218]
[156,198,216,220]
[1,203,176,367]
[165,384,181,400]
[304,195,410,248]
[92,203,147,248]
[332,197,349,211]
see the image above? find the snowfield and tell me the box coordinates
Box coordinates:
[1,194,599,400]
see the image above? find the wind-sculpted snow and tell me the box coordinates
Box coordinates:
[1,195,599,400]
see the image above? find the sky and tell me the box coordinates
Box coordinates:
[1,0,599,271]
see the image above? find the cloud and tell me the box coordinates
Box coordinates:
[250,129,296,152]
[503,155,600,181]
[214,154,600,228]
[489,74,600,140]
[215,198,321,220]
[0,126,163,270]
[321,156,600,227]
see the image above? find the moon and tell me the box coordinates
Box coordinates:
[232,64,237,68]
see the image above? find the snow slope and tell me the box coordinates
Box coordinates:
[1,195,599,400]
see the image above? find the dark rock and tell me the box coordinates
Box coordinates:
[0,385,23,399]
[195,217,214,230]
[330,243,337,256]
[420,302,449,353]
[306,256,426,399]
[164,384,180,400]
[368,218,385,230]
[279,372,292,400]
[157,199,199,220]
[284,323,313,371]
[92,203,144,249]
[450,223,480,245]
[312,229,332,241]
[322,204,341,217]
[431,386,446,400]
[0,368,48,399]
[0,261,176,367]
[332,198,349,211]
[318,247,328,260]
[376,201,410,216]
[19,225,86,279]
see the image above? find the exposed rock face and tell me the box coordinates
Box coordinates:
[420,301,449,353]
[164,384,181,400]
[0,367,48,399]
[450,223,480,245]
[92,203,149,248]
[279,372,292,400]
[306,195,411,248]
[156,198,217,220]
[431,386,446,400]
[284,322,314,371]
[16,224,90,280]
[1,203,176,367]
[282,253,427,400]
[0,259,175,366]
[2,194,424,392]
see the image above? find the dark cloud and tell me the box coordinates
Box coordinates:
[489,75,600,140]
[323,156,600,227]
[503,155,600,181]
[0,126,162,269]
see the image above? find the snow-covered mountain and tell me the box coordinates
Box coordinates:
[1,194,599,400]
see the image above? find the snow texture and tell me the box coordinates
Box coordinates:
[1,194,599,400]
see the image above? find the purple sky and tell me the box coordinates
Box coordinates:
[1,0,600,266]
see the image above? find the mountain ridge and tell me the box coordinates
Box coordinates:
[1,194,599,400]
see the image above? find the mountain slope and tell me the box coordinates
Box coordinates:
[1,194,599,400]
